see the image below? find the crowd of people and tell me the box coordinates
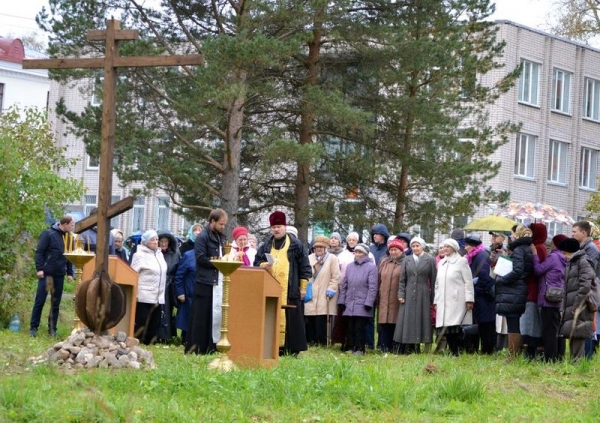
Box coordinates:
[28,209,600,362]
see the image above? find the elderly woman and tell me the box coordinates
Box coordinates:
[229,226,255,265]
[157,230,181,343]
[378,238,405,352]
[495,224,533,359]
[328,232,345,257]
[464,233,496,354]
[131,230,168,345]
[434,238,474,356]
[337,243,378,356]
[305,235,340,346]
[558,238,596,360]
[180,223,203,255]
[394,236,437,354]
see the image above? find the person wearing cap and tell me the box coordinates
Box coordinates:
[464,233,496,354]
[304,235,340,346]
[489,231,508,268]
[156,230,181,343]
[186,208,228,355]
[394,236,437,354]
[333,231,359,351]
[337,242,378,356]
[433,238,474,356]
[377,238,405,353]
[495,224,533,359]
[450,228,467,256]
[131,229,168,345]
[328,232,344,257]
[558,237,596,360]
[254,210,312,355]
[531,234,568,362]
[396,232,413,256]
[229,226,255,266]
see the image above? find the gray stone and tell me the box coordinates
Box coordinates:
[115,331,127,343]
[127,361,141,370]
[125,337,139,348]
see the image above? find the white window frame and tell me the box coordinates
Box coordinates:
[87,155,99,169]
[518,59,541,106]
[547,139,568,184]
[546,222,564,238]
[551,68,571,114]
[84,195,97,216]
[584,77,600,121]
[580,147,598,190]
[131,197,145,233]
[514,133,536,178]
[156,196,170,230]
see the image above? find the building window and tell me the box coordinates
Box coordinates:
[87,155,99,169]
[518,60,540,106]
[580,148,598,190]
[132,197,145,233]
[584,77,600,121]
[514,133,536,178]
[84,195,97,216]
[552,69,571,114]
[546,222,564,238]
[547,140,567,184]
[110,195,120,229]
[156,196,170,230]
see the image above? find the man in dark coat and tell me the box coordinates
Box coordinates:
[186,208,227,354]
[254,210,312,355]
[30,215,75,337]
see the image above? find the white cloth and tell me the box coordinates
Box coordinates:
[212,272,223,343]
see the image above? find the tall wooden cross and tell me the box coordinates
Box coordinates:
[24,19,204,273]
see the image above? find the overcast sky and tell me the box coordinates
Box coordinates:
[0,0,557,42]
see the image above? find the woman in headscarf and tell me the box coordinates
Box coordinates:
[131,230,168,345]
[157,230,181,343]
[495,224,533,359]
[394,236,437,354]
[377,238,405,353]
[180,223,203,255]
[434,238,474,356]
[464,233,496,354]
[228,226,255,266]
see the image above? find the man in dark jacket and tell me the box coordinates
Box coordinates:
[185,208,228,354]
[30,215,75,337]
[255,210,312,355]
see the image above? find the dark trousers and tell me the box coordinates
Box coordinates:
[540,307,562,362]
[446,333,462,356]
[348,316,368,353]
[365,315,375,349]
[134,302,161,345]
[185,283,216,355]
[30,275,65,333]
[378,323,396,352]
[305,315,327,346]
[479,321,496,354]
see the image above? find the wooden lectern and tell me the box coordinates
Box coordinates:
[81,256,138,336]
[228,268,282,368]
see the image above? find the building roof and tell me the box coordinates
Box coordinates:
[0,38,25,63]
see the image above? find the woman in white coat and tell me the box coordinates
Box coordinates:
[131,230,168,345]
[434,238,474,355]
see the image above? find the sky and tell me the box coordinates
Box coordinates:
[0,0,557,42]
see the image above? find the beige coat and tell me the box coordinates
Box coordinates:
[304,252,340,316]
[434,252,474,328]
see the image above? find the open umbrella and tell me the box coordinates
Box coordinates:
[464,215,516,232]
[497,202,575,225]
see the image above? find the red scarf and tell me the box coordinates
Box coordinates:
[235,246,251,266]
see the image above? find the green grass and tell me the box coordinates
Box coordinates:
[2,300,600,422]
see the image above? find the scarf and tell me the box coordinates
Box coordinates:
[328,246,344,256]
[235,246,251,266]
[465,243,486,265]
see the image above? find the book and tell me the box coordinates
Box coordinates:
[265,253,275,264]
[493,255,513,277]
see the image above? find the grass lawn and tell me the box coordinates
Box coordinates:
[1,299,600,422]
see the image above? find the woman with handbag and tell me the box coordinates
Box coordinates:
[558,238,595,360]
[531,234,568,362]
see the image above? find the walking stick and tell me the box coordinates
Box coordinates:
[327,296,332,347]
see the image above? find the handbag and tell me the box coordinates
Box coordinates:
[544,285,564,303]
[304,282,313,303]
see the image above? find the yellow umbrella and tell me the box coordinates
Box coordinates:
[464,216,516,232]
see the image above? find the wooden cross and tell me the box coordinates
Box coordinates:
[24,19,204,273]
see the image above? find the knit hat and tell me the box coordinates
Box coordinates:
[141,230,158,246]
[450,228,465,240]
[286,226,298,238]
[269,210,286,226]
[354,243,369,255]
[551,234,568,247]
[347,231,359,242]
[396,232,412,244]
[232,226,248,241]
[410,236,426,249]
[330,232,343,244]
[313,235,329,248]
[388,238,406,252]
[442,238,460,252]
[558,237,580,253]
[464,233,482,246]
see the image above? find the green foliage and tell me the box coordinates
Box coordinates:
[0,107,83,326]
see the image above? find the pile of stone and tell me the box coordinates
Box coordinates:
[29,329,155,370]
